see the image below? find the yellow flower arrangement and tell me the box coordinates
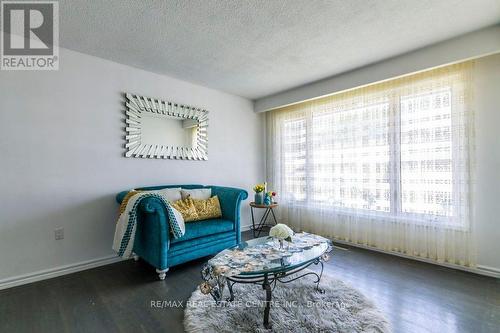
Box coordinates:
[253,184,265,193]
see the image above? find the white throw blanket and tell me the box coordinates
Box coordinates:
[113,192,185,258]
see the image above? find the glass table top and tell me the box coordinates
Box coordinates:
[208,232,332,277]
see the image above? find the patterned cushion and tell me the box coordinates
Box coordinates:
[171,197,200,222]
[192,196,222,221]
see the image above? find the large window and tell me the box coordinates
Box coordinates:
[271,65,473,226]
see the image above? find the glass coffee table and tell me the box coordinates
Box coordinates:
[199,233,333,329]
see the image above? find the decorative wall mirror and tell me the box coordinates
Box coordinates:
[124,93,208,160]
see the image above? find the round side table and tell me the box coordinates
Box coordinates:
[249,202,278,238]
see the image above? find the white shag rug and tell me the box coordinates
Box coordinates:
[184,273,391,332]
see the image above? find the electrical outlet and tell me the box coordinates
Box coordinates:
[54,227,64,240]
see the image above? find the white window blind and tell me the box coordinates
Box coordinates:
[266,62,475,267]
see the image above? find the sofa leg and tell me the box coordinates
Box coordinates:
[156,268,169,280]
[133,254,139,262]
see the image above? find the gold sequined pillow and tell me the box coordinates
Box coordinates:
[192,196,222,221]
[171,197,199,222]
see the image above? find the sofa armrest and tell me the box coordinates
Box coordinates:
[136,197,171,270]
[116,190,129,204]
[210,186,248,221]
[210,186,248,243]
[137,197,170,237]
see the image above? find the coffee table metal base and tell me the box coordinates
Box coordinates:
[201,257,326,329]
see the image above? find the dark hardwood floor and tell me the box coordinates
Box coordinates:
[1,231,499,333]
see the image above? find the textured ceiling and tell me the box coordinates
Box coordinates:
[58,0,500,99]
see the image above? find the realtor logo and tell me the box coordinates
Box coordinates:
[1,1,59,70]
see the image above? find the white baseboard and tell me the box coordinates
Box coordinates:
[241,224,253,232]
[1,227,255,291]
[332,239,500,279]
[242,225,500,277]
[476,264,500,277]
[0,255,125,291]
[3,229,496,291]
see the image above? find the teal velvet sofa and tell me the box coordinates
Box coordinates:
[116,184,248,280]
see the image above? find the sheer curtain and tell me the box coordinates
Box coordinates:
[266,62,476,267]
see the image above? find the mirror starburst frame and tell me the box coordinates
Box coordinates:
[124,93,208,160]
